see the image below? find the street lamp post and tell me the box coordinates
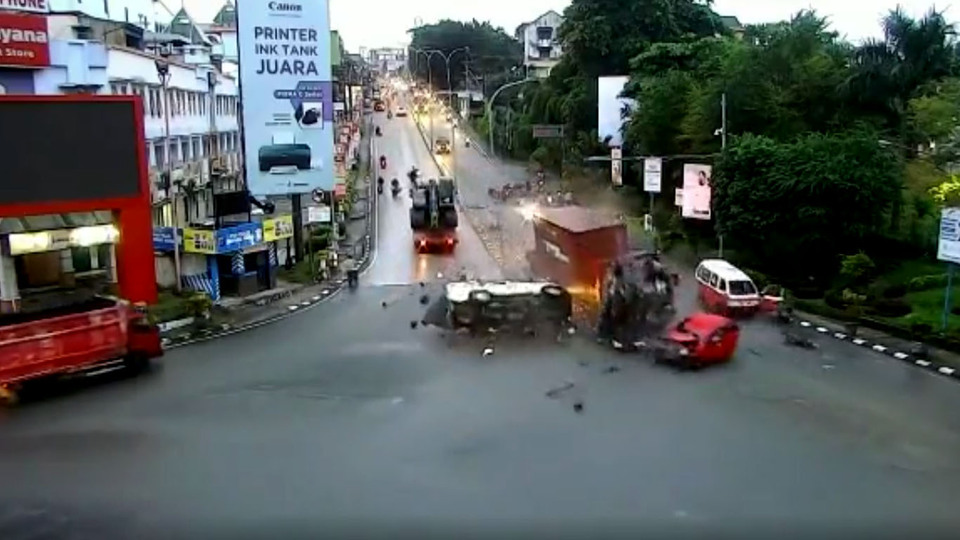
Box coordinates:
[487,78,537,159]
[155,51,182,292]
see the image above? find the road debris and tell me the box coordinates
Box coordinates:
[410,320,419,329]
[419,294,430,305]
[545,380,575,399]
[573,401,584,413]
[381,301,388,308]
[602,365,621,374]
[784,332,817,349]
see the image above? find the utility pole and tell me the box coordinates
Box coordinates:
[718,92,727,258]
[155,52,181,292]
[487,78,537,159]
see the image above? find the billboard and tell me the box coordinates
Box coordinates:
[0,0,50,13]
[681,164,712,220]
[237,0,334,196]
[0,12,51,68]
[0,99,142,204]
[597,76,634,147]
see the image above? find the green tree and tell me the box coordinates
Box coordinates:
[408,20,521,92]
[713,130,903,277]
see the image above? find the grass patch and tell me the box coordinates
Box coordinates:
[278,258,314,284]
[149,291,194,323]
[878,258,944,285]
[889,284,960,331]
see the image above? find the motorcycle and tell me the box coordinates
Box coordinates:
[390,178,401,198]
[375,126,382,136]
[377,176,384,195]
[465,138,471,148]
[387,111,393,120]
[380,155,387,170]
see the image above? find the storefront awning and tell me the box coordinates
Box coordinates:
[0,211,114,235]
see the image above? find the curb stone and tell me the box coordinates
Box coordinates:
[793,318,960,382]
[161,132,378,352]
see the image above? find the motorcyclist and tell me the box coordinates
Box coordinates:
[408,166,419,184]
[380,155,387,169]
[375,125,382,136]
[342,256,358,289]
[390,177,401,197]
[377,176,384,194]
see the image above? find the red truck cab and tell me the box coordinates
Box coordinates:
[0,296,162,404]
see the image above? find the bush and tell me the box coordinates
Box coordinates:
[882,283,908,298]
[867,297,912,317]
[907,273,948,291]
[824,287,846,309]
[910,322,934,335]
[839,252,876,289]
[742,268,768,288]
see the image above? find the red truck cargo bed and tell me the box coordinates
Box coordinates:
[0,303,132,385]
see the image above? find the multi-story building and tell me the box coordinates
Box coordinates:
[515,10,563,79]
[367,47,405,75]
[0,1,244,306]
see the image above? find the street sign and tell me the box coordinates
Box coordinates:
[674,188,683,207]
[643,157,662,193]
[611,147,623,186]
[532,124,564,139]
[938,207,960,264]
[311,188,327,204]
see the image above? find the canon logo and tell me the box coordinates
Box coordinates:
[268,1,301,12]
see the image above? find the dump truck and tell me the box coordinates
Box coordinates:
[0,295,163,404]
[526,205,678,346]
[410,177,459,253]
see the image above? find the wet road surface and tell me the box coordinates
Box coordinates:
[1,103,960,538]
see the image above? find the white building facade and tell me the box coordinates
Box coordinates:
[515,10,563,79]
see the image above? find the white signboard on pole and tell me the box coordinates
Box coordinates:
[643,157,662,193]
[681,164,712,220]
[938,207,960,264]
[237,0,335,196]
[611,147,623,186]
[307,205,332,224]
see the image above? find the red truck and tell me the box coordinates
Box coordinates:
[0,296,162,405]
[526,206,629,300]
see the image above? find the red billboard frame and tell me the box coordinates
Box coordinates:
[0,95,157,304]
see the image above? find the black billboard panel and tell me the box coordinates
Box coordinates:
[0,100,142,206]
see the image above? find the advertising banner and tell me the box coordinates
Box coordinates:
[681,164,712,220]
[237,0,334,196]
[263,214,294,242]
[153,227,179,251]
[0,13,51,69]
[597,76,634,147]
[183,228,217,254]
[643,157,662,193]
[217,222,263,252]
[0,0,50,14]
[938,208,960,264]
[610,147,623,186]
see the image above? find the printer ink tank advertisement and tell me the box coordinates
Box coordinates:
[237,0,334,196]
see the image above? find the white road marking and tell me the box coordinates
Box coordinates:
[916,360,932,367]
[301,301,311,306]
[311,295,321,302]
[852,339,866,345]
[287,305,299,311]
[834,333,846,339]
[816,326,828,333]
[893,352,909,359]
[872,344,887,352]
[799,321,811,327]
[939,367,956,375]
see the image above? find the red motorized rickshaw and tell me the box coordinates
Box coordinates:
[653,312,740,370]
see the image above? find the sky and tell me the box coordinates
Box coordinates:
[181,0,955,50]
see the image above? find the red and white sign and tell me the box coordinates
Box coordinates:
[0,13,50,68]
[0,0,49,14]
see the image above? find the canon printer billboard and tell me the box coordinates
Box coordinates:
[236,0,335,196]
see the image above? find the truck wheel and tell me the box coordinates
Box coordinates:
[124,353,152,374]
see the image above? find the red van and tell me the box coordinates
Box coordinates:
[694,259,781,317]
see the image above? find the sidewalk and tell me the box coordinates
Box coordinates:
[160,114,376,349]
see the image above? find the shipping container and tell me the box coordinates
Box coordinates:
[527,206,628,293]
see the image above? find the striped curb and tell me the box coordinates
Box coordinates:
[794,318,960,382]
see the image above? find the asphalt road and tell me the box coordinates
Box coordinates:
[2,103,960,538]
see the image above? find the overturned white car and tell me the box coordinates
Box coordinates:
[422,280,573,336]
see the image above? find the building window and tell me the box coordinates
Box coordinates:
[145,142,152,167]
[181,138,190,161]
[193,137,201,159]
[154,141,165,168]
[169,139,179,164]
[536,26,553,40]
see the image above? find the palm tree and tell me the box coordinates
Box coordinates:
[841,7,958,136]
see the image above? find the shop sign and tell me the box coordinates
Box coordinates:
[183,228,217,254]
[0,13,51,69]
[263,214,294,242]
[0,0,50,14]
[307,205,331,224]
[217,222,263,253]
[153,227,180,251]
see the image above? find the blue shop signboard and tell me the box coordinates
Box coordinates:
[217,222,264,253]
[153,227,180,251]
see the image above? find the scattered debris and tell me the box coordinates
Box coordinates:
[573,401,584,413]
[381,301,388,308]
[482,347,494,357]
[410,320,419,329]
[419,294,430,305]
[545,380,575,399]
[784,332,817,349]
[602,365,621,374]
[419,282,426,287]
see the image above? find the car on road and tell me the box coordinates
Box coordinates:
[422,281,573,337]
[652,312,740,370]
[374,100,385,112]
[396,106,408,117]
[435,136,451,154]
